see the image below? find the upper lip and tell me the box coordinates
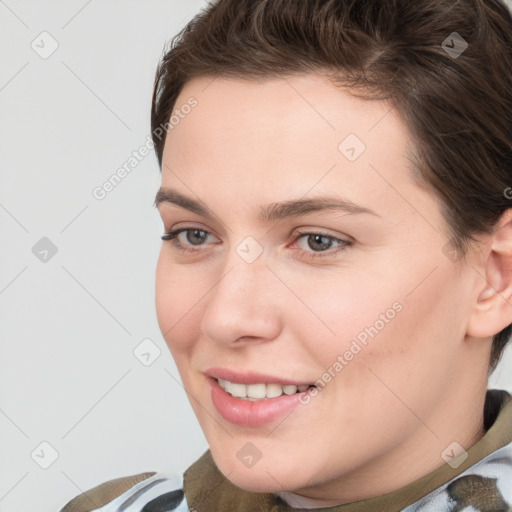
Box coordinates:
[206,367,315,386]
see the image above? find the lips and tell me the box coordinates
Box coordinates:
[206,368,317,427]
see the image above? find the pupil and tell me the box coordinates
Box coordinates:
[308,234,331,251]
[187,229,207,245]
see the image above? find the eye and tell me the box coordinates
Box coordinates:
[292,230,352,259]
[161,226,352,260]
[161,227,218,252]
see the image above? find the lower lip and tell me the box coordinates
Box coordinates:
[209,378,309,427]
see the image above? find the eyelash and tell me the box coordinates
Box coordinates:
[161,227,352,260]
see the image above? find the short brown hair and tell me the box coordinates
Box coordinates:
[151,0,512,373]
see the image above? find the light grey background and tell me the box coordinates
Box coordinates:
[1,1,511,511]
[1,2,209,511]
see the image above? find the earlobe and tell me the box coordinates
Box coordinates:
[467,209,512,339]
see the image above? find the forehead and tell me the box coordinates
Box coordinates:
[163,73,410,166]
[160,74,425,222]
[174,73,401,130]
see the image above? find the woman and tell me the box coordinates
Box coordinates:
[60,0,512,510]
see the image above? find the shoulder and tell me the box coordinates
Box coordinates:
[59,471,189,512]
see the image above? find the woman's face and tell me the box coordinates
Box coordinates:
[155,74,485,502]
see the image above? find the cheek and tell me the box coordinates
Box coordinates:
[284,267,405,365]
[290,260,457,385]
[320,266,463,421]
[155,252,205,356]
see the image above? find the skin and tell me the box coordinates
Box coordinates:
[154,73,512,507]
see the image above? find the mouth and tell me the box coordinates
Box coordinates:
[216,378,316,400]
[206,370,319,427]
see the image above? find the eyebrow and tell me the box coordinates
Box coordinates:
[154,187,380,223]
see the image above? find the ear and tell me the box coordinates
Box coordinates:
[466,209,512,338]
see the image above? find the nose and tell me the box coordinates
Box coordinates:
[200,252,283,347]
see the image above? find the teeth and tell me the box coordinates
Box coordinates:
[225,381,247,398]
[266,383,283,398]
[246,383,266,399]
[282,385,297,395]
[217,379,312,399]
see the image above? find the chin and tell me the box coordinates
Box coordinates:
[210,447,308,494]
[224,468,290,493]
